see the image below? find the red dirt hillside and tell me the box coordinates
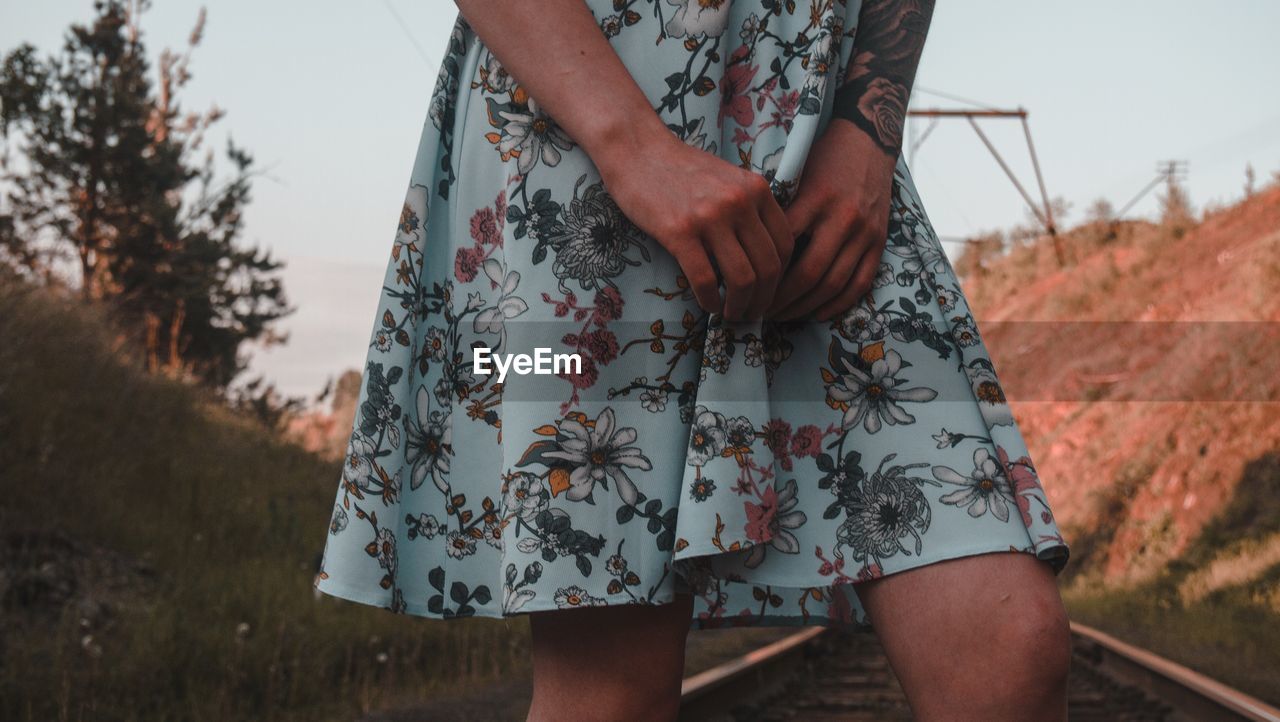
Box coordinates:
[965,185,1280,585]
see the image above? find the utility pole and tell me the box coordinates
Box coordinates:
[1158,159,1189,194]
[1116,160,1187,219]
[907,107,1065,267]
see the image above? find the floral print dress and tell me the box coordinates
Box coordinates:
[314,0,1069,629]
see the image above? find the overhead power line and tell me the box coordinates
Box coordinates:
[380,0,436,68]
[913,85,1002,113]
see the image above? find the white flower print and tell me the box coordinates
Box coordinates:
[548,177,650,293]
[874,262,894,288]
[410,513,441,540]
[497,96,576,174]
[446,529,478,559]
[342,433,377,489]
[504,582,536,614]
[744,478,808,567]
[606,554,627,576]
[405,385,452,493]
[664,0,731,38]
[932,428,962,449]
[328,505,348,535]
[963,363,1014,426]
[687,406,729,466]
[952,320,981,347]
[838,306,888,343]
[372,528,397,576]
[933,447,1015,522]
[473,258,529,352]
[482,519,504,551]
[640,385,668,413]
[826,349,939,433]
[554,585,605,608]
[738,12,762,43]
[502,472,549,522]
[801,14,842,98]
[479,50,514,94]
[543,407,653,505]
[681,115,718,155]
[424,326,448,362]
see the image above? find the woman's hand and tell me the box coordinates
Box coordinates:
[452,0,792,321]
[766,119,897,321]
[596,132,794,322]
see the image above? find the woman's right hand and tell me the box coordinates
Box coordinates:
[595,132,794,321]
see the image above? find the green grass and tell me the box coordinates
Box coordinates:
[0,271,529,721]
[0,270,821,721]
[1063,449,1280,709]
[1064,576,1280,708]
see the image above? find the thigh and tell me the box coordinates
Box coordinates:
[853,551,1070,720]
[527,593,694,719]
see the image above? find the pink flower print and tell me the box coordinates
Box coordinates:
[558,354,599,390]
[493,190,507,227]
[583,328,619,365]
[790,424,822,459]
[470,206,500,247]
[762,418,794,471]
[719,49,758,128]
[592,286,624,325]
[744,485,779,544]
[999,445,1043,528]
[454,246,482,282]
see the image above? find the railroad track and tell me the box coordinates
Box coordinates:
[679,622,1280,722]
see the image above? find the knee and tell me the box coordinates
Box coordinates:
[997,590,1072,696]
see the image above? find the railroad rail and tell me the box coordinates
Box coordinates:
[678,621,1280,721]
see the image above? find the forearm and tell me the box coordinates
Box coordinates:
[830,0,936,157]
[452,0,673,179]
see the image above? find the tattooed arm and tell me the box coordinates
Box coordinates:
[830,0,937,157]
[765,0,935,320]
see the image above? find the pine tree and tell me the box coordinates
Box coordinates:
[0,0,292,388]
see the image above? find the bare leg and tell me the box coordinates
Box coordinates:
[526,592,694,722]
[854,550,1072,722]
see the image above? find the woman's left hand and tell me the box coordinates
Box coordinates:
[765,118,897,321]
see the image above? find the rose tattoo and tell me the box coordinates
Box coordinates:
[830,0,936,156]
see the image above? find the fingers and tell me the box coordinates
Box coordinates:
[773,235,862,320]
[756,186,796,272]
[768,209,852,316]
[812,235,883,321]
[663,171,796,322]
[732,210,783,320]
[702,223,755,322]
[673,242,723,316]
[782,185,822,249]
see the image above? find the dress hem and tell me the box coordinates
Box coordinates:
[313,537,1069,630]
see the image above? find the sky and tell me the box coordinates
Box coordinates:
[3,0,1280,399]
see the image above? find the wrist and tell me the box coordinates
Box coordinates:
[826,116,899,171]
[578,111,676,184]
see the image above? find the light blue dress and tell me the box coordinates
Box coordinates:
[314,0,1069,628]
